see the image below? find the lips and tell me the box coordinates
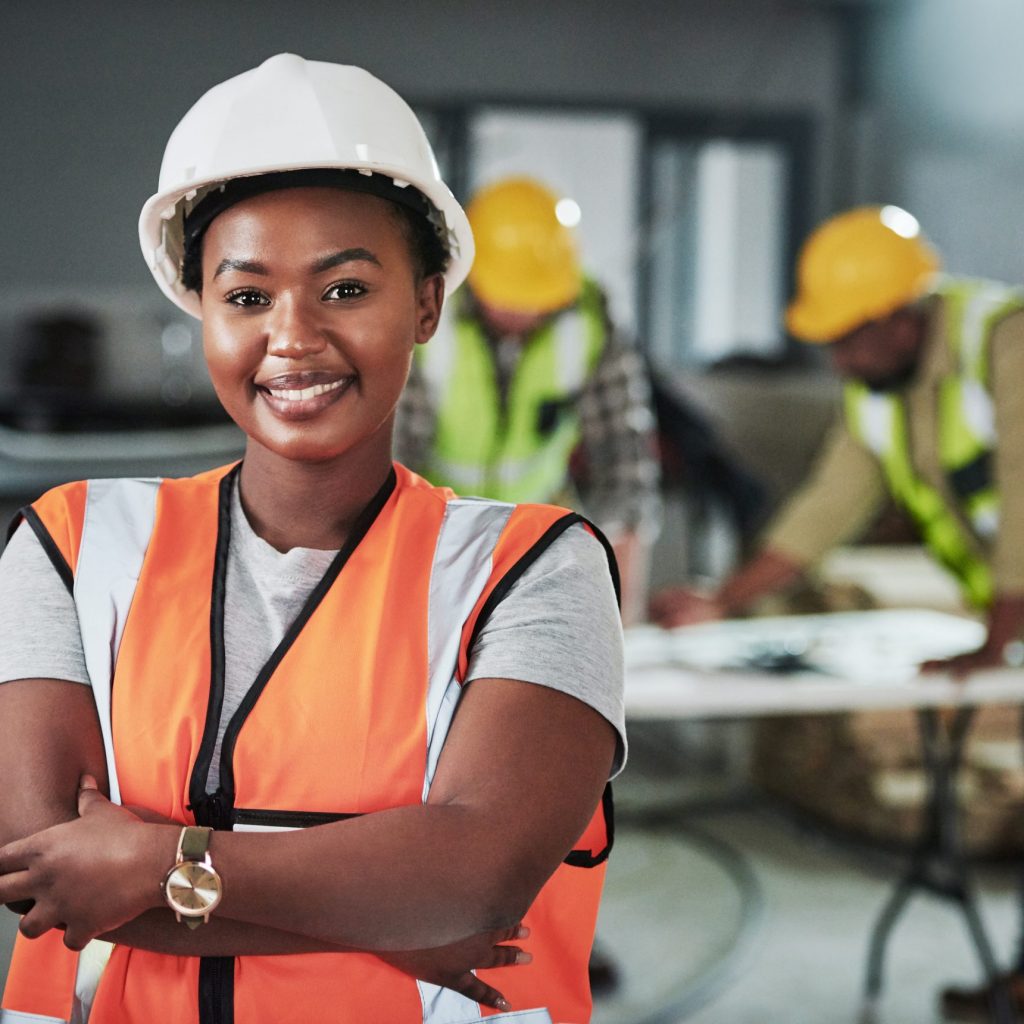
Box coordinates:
[254,371,355,420]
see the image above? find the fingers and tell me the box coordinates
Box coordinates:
[485,943,531,968]
[79,774,99,792]
[18,901,60,940]
[451,972,512,1012]
[77,782,110,817]
[62,926,92,952]
[0,870,33,908]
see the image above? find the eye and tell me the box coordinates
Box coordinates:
[322,280,368,301]
[224,288,270,308]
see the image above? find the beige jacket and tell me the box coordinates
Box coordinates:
[764,297,1024,594]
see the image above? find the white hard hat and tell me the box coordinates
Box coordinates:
[139,53,474,318]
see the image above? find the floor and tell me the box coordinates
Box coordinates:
[1,787,1019,1024]
[592,804,1019,1024]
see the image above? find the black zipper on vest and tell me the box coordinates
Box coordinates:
[189,465,396,1024]
[233,808,362,830]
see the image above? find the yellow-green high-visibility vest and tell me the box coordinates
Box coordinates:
[417,278,608,503]
[843,278,1024,608]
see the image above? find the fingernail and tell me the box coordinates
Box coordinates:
[515,925,530,939]
[496,998,511,1011]
[516,950,533,965]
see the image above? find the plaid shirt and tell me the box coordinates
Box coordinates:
[394,308,662,538]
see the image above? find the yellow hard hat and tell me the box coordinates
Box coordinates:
[786,205,941,343]
[467,177,582,314]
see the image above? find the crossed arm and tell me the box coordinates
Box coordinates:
[0,675,615,1005]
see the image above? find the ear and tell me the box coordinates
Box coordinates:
[414,274,445,346]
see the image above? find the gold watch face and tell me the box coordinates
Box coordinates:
[165,861,223,917]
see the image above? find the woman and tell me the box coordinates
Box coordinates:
[0,55,624,1024]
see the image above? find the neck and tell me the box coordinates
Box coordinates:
[237,434,394,552]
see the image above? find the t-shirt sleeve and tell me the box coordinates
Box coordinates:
[465,523,627,778]
[0,520,90,686]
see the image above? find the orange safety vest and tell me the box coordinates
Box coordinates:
[1,463,615,1024]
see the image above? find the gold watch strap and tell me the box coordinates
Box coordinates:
[180,826,213,861]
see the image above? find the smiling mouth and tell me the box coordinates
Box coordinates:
[264,378,349,402]
[255,374,355,419]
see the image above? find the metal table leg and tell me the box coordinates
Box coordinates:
[860,706,1016,1023]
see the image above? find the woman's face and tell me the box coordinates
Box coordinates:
[200,187,443,465]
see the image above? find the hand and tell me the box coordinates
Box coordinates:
[920,644,1007,679]
[378,923,531,1012]
[649,586,724,628]
[0,775,172,950]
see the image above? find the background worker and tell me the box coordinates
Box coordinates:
[396,176,660,625]
[651,205,1024,674]
[650,204,1024,1017]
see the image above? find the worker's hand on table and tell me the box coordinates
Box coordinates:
[649,585,725,628]
[378,924,532,1012]
[920,644,1007,678]
[0,774,173,950]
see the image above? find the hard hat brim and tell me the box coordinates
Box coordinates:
[139,163,474,320]
[786,283,935,344]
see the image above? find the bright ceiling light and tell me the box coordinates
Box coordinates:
[880,205,920,239]
[555,197,582,228]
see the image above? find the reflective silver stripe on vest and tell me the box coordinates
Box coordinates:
[417,498,516,1024]
[959,284,1017,378]
[74,478,161,807]
[961,377,996,445]
[553,306,590,394]
[0,1011,68,1023]
[417,997,553,1024]
[857,392,896,458]
[422,498,516,799]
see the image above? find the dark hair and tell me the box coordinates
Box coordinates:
[388,202,450,282]
[181,170,451,293]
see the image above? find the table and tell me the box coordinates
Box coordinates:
[624,610,1024,1023]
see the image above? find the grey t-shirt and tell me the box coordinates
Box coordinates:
[0,482,626,787]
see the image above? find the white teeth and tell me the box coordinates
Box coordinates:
[266,378,348,402]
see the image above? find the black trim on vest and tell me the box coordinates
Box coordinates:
[217,465,397,806]
[13,506,74,595]
[192,467,239,1024]
[192,465,396,1024]
[233,808,363,829]
[199,957,233,1024]
[563,783,615,868]
[189,465,240,821]
[949,451,992,499]
[464,511,620,870]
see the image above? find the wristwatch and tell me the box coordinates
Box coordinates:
[162,826,223,929]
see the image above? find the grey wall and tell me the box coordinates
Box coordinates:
[1,0,844,295]
[862,0,1024,284]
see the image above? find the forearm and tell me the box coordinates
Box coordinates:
[715,548,806,614]
[134,803,537,952]
[103,910,351,957]
[984,592,1024,654]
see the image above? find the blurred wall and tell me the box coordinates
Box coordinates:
[0,0,843,294]
[863,0,1024,284]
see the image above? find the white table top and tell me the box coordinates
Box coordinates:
[624,609,1024,719]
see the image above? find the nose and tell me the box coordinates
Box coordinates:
[265,294,328,359]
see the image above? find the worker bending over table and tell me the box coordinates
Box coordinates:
[651,205,1024,1019]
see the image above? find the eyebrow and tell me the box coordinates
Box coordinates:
[213,258,267,279]
[213,248,382,280]
[312,248,382,274]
